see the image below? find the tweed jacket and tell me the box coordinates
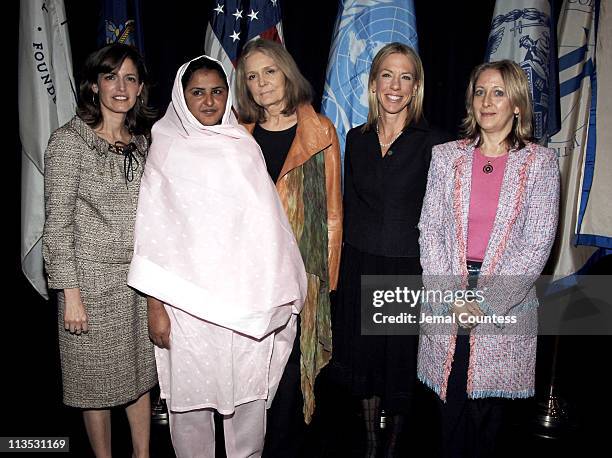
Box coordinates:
[417,139,559,401]
[42,116,148,290]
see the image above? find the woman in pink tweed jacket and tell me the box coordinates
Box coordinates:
[417,60,559,456]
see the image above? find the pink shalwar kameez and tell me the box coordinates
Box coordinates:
[128,55,307,458]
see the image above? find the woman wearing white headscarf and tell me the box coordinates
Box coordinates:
[128,55,307,458]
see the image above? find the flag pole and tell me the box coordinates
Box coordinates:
[531,335,569,439]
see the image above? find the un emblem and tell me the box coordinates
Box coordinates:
[322,0,418,159]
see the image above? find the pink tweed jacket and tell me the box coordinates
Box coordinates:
[417,139,559,401]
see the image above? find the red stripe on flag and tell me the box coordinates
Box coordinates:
[260,26,282,43]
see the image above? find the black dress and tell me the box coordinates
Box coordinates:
[332,119,450,414]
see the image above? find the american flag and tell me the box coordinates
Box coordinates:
[205,0,284,95]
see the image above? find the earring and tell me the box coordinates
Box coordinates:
[92,92,98,106]
[514,112,519,119]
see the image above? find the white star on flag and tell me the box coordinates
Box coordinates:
[233,9,243,20]
[230,30,240,41]
[248,9,259,21]
[214,3,224,14]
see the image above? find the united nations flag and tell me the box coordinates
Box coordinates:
[321,0,418,170]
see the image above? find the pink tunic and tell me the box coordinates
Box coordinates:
[466,148,509,262]
[128,55,307,413]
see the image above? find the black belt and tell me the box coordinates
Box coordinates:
[460,261,483,335]
[466,260,482,276]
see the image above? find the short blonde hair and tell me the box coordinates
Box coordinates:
[363,43,424,132]
[462,60,534,149]
[235,38,313,123]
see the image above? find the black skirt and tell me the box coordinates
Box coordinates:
[331,243,421,414]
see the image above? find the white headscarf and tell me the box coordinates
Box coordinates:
[128,55,306,339]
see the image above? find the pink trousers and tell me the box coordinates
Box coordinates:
[169,399,266,458]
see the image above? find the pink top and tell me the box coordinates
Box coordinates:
[466,148,509,261]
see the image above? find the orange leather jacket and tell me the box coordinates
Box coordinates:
[243,104,343,290]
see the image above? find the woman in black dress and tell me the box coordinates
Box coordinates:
[333,42,450,457]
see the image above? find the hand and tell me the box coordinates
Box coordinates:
[147,296,171,349]
[451,299,484,330]
[63,288,88,335]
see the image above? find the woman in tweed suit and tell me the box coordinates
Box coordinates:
[42,43,157,458]
[417,60,559,457]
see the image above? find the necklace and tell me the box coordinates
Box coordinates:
[108,141,140,184]
[480,145,507,174]
[376,123,403,148]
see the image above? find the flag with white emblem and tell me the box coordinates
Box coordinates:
[321,0,418,170]
[485,0,560,142]
[205,0,283,98]
[19,0,77,298]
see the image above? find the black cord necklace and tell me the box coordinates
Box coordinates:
[108,141,140,184]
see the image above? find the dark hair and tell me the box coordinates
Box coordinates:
[77,43,156,135]
[181,56,228,90]
[236,38,313,123]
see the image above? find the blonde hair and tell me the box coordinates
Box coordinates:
[235,38,313,123]
[462,60,534,149]
[363,42,424,132]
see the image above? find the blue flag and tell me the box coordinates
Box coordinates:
[321,0,418,168]
[99,0,144,52]
[485,0,560,142]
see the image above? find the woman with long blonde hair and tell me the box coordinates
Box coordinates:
[333,42,450,456]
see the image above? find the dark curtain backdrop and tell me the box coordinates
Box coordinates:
[63,0,497,134]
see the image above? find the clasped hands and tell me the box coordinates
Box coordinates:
[450,299,484,330]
